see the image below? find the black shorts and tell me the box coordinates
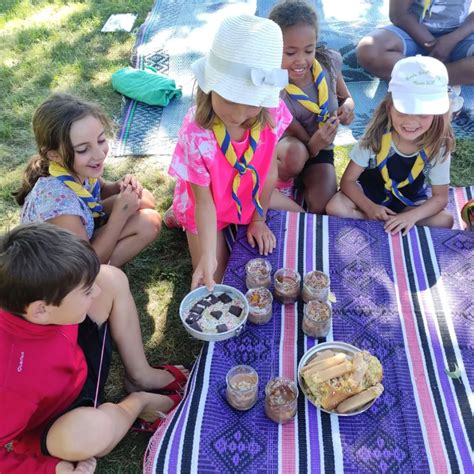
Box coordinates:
[40,316,112,456]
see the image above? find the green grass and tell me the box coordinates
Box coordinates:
[0,1,473,472]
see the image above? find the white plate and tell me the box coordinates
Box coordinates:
[298,341,377,416]
[179,284,249,342]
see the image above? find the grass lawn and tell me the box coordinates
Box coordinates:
[0,1,472,473]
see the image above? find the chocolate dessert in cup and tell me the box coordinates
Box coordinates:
[273,268,301,304]
[226,365,259,411]
[245,258,272,289]
[302,300,332,338]
[264,377,298,424]
[301,270,330,303]
[245,287,273,325]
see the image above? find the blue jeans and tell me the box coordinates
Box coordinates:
[382,24,474,61]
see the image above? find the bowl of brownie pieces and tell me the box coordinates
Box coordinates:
[179,284,249,342]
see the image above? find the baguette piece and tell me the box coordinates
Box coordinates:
[336,383,384,413]
[301,353,346,376]
[310,360,353,384]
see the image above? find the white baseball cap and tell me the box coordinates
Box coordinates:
[192,15,288,108]
[388,55,449,115]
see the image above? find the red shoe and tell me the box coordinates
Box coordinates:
[156,364,188,392]
[163,207,180,229]
[131,392,183,433]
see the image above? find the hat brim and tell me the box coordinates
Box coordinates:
[392,92,449,115]
[192,56,281,108]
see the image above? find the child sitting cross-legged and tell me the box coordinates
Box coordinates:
[326,56,454,235]
[0,223,188,473]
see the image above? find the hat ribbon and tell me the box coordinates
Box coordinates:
[376,131,429,207]
[208,50,288,88]
[285,59,329,126]
[49,161,105,218]
[212,119,263,221]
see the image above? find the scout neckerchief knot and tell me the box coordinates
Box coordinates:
[212,120,263,221]
[376,131,429,207]
[285,58,329,125]
[49,161,105,218]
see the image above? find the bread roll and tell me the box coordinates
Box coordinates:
[301,353,347,376]
[310,360,353,384]
[336,383,384,413]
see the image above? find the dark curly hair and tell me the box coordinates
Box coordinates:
[269,0,333,78]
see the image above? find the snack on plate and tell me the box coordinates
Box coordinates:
[300,349,383,412]
[183,291,245,334]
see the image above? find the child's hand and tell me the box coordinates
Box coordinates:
[191,253,217,291]
[366,204,397,221]
[56,458,97,473]
[120,174,143,199]
[384,211,418,236]
[425,35,457,63]
[337,98,355,125]
[308,117,339,156]
[112,184,140,219]
[247,221,276,256]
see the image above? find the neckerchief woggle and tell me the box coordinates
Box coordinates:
[212,120,263,221]
[49,161,105,218]
[376,131,429,207]
[285,58,329,126]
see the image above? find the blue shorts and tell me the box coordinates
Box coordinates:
[382,24,474,62]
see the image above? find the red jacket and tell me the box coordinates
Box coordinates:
[0,309,87,473]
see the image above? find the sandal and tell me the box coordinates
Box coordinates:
[131,392,183,433]
[156,364,188,392]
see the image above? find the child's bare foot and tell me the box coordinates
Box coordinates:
[124,365,189,393]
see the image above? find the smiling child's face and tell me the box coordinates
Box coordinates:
[281,23,317,87]
[69,114,109,183]
[389,104,434,144]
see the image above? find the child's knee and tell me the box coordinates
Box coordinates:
[325,193,344,216]
[138,209,162,242]
[356,36,379,67]
[439,211,454,228]
[280,140,308,176]
[48,407,115,461]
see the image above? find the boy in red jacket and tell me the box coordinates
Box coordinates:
[0,224,185,473]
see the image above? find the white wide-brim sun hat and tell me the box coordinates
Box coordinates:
[388,55,449,115]
[192,14,288,108]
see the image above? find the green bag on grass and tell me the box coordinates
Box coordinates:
[111,66,182,106]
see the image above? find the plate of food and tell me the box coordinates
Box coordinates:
[179,284,249,342]
[298,342,384,416]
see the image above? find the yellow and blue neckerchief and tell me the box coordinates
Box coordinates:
[49,161,105,218]
[212,120,263,221]
[376,131,429,207]
[422,0,433,19]
[285,58,329,126]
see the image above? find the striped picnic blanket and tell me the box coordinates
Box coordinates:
[145,212,473,473]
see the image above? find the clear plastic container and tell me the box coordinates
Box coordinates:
[245,258,272,289]
[245,287,273,325]
[273,268,301,304]
[301,270,330,303]
[264,377,298,424]
[302,300,332,338]
[226,365,259,411]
